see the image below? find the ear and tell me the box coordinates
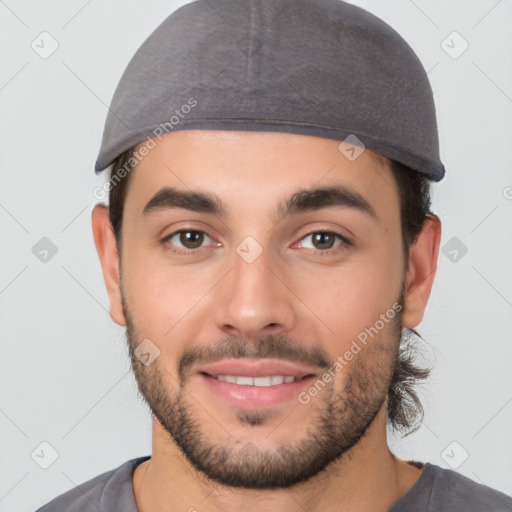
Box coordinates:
[401,214,442,329]
[91,204,126,326]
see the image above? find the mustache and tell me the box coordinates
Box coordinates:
[178,334,332,382]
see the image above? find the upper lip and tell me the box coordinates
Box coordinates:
[196,359,318,378]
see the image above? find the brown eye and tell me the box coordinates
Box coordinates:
[299,231,350,253]
[179,230,204,249]
[311,232,336,250]
[163,229,213,253]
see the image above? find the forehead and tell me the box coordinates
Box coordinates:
[125,130,400,223]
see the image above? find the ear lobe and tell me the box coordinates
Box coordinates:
[401,214,442,329]
[91,204,126,326]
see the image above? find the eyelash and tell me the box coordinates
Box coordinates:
[161,229,352,256]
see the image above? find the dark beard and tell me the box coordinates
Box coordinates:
[123,293,402,489]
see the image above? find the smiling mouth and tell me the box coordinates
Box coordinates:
[201,372,314,387]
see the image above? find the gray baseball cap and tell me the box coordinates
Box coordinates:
[94,0,445,181]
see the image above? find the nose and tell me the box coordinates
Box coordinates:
[213,246,297,339]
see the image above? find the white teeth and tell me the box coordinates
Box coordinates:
[236,376,254,386]
[215,375,299,386]
[254,376,272,386]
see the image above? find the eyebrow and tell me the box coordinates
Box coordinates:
[142,185,377,221]
[281,185,377,220]
[142,187,229,217]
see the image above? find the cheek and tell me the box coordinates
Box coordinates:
[122,246,217,342]
[122,261,204,381]
[290,242,403,346]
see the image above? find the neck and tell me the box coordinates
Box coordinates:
[132,406,423,512]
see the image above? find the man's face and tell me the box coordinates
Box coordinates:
[118,130,406,488]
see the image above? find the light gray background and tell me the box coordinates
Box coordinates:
[1,1,511,510]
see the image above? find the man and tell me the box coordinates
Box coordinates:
[36,0,512,510]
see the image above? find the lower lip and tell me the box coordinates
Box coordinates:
[198,373,317,408]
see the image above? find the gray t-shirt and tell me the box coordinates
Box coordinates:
[35,456,512,511]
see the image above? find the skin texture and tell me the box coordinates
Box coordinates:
[92,130,441,512]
